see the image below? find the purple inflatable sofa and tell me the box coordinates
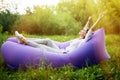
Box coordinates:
[1,28,110,70]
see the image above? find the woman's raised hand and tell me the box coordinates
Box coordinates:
[99,12,105,19]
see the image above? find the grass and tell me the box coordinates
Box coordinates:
[0,34,120,80]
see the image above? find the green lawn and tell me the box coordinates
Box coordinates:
[0,34,120,80]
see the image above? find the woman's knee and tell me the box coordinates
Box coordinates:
[45,38,52,43]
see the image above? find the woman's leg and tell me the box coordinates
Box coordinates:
[26,40,64,53]
[15,31,59,49]
[15,31,64,53]
[31,38,59,49]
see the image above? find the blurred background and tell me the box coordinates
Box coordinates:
[0,0,120,35]
[0,1,120,79]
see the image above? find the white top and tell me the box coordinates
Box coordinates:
[65,30,92,52]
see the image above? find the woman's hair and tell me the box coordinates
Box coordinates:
[83,29,89,39]
[86,29,89,33]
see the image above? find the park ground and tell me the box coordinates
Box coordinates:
[0,34,120,80]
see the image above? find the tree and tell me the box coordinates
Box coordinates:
[94,0,120,34]
[57,0,120,34]
[0,10,19,33]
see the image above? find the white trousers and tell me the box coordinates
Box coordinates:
[26,38,64,53]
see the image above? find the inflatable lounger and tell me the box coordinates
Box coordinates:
[1,28,110,70]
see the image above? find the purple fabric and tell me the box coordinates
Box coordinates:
[1,28,110,70]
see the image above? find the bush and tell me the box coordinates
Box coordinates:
[12,6,82,35]
[0,9,19,33]
[0,24,2,33]
[0,25,9,46]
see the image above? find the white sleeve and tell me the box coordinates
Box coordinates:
[84,30,92,42]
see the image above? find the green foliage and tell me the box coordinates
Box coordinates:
[1,0,119,35]
[0,25,9,46]
[0,9,19,33]
[12,6,81,35]
[0,33,9,47]
[87,0,120,34]
[57,0,120,34]
[57,0,92,25]
[0,24,3,33]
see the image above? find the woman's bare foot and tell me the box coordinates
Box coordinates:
[15,31,27,44]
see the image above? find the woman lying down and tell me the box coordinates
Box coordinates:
[15,13,104,53]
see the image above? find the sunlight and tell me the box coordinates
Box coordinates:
[94,0,98,4]
[3,0,60,14]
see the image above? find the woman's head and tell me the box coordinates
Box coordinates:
[79,29,88,39]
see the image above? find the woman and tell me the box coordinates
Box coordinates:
[15,13,104,53]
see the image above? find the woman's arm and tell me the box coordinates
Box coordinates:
[83,16,92,30]
[90,13,105,31]
[84,13,105,41]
